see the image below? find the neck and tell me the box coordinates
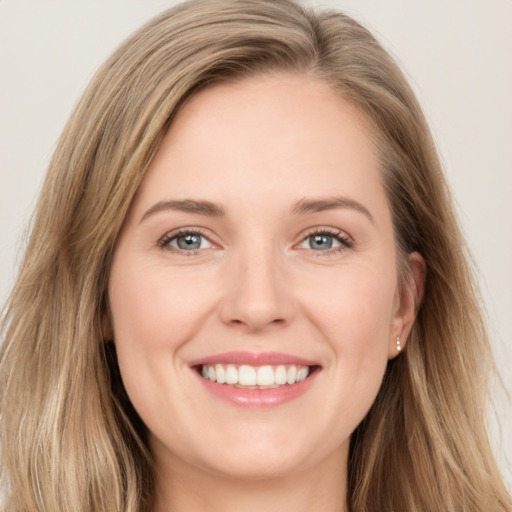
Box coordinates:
[152,450,348,512]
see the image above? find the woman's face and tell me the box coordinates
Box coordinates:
[108,73,419,481]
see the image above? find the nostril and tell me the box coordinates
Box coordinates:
[228,316,287,331]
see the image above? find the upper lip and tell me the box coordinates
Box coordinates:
[189,351,319,367]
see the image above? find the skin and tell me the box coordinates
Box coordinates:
[107,73,425,512]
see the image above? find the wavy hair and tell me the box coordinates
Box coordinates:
[1,1,510,510]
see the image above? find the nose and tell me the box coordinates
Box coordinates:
[219,247,296,333]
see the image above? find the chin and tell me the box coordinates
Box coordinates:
[187,424,345,481]
[202,450,312,481]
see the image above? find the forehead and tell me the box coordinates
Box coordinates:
[130,72,387,219]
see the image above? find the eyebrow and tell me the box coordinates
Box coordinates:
[140,199,225,222]
[140,195,373,223]
[291,196,374,223]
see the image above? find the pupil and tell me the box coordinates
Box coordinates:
[178,234,201,250]
[311,234,332,250]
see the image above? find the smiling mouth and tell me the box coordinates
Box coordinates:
[197,364,319,389]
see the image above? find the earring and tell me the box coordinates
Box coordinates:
[396,336,401,352]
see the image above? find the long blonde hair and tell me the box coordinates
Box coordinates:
[1,1,510,511]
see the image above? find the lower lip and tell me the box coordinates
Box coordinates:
[194,370,318,408]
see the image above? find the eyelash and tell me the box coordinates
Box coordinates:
[158,228,212,256]
[298,227,354,257]
[157,227,354,256]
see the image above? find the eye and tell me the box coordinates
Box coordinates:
[159,230,213,252]
[302,233,339,251]
[297,229,353,253]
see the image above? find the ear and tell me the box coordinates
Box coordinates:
[388,251,426,359]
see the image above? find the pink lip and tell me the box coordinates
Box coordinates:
[189,351,318,367]
[189,351,321,409]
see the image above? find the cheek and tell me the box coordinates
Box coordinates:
[107,256,216,406]
[109,257,216,353]
[305,264,396,349]
[107,258,222,440]
[301,265,395,414]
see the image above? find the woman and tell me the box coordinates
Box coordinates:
[1,0,510,510]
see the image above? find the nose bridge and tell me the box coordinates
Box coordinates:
[219,238,294,332]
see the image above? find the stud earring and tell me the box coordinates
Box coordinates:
[396,336,401,352]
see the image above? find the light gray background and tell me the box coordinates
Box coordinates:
[1,0,511,489]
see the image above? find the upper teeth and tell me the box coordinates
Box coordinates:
[201,364,310,387]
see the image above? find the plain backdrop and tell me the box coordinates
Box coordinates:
[1,0,511,490]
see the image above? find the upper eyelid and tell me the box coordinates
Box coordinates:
[160,226,213,239]
[297,226,353,242]
[158,227,217,248]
